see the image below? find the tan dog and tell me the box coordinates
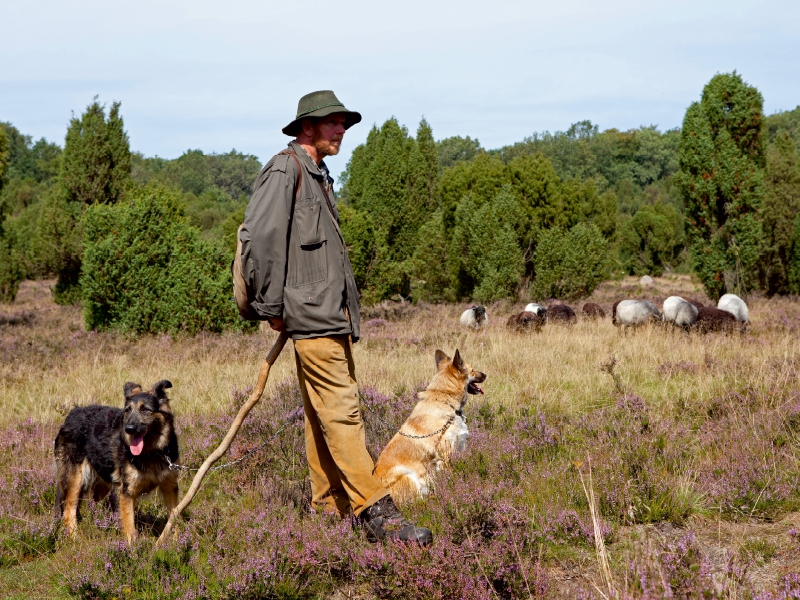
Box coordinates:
[374,349,486,504]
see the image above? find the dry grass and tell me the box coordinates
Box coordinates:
[2,276,799,428]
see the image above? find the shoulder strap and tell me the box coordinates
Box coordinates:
[278,150,303,206]
[280,150,339,221]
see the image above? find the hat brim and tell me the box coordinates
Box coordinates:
[282,107,362,136]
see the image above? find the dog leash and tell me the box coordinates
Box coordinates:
[163,393,462,474]
[359,394,462,439]
[162,407,303,473]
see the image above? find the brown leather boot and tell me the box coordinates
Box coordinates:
[358,496,433,545]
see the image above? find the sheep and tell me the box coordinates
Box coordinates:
[718,293,749,323]
[695,306,738,333]
[582,303,605,320]
[686,298,705,310]
[612,299,660,330]
[506,311,543,332]
[460,305,488,330]
[525,302,547,319]
[547,304,577,324]
[662,296,698,329]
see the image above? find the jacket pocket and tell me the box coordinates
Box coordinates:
[294,198,326,247]
[287,198,328,288]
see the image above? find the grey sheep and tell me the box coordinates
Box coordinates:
[612,299,660,330]
[662,296,698,329]
[718,293,749,323]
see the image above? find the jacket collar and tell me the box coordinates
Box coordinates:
[288,141,326,179]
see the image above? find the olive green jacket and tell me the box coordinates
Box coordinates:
[239,141,361,341]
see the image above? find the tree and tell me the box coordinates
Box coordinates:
[81,185,251,333]
[619,202,684,276]
[0,127,9,191]
[52,99,132,303]
[62,99,131,205]
[436,136,482,171]
[532,223,608,300]
[760,132,800,294]
[676,72,766,299]
[448,187,524,302]
[339,118,439,300]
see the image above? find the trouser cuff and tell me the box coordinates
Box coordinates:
[354,489,390,517]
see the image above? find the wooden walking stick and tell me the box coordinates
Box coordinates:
[156,331,289,547]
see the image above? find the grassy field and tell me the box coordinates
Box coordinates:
[2,275,800,598]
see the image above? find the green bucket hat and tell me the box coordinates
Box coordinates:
[282,90,362,136]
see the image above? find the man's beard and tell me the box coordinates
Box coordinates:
[312,132,341,158]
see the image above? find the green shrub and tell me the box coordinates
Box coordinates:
[0,238,22,302]
[80,184,252,334]
[532,223,609,300]
[619,201,684,276]
[449,187,525,302]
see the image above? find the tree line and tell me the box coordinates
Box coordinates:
[0,73,799,333]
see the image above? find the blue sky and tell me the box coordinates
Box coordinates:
[2,0,799,177]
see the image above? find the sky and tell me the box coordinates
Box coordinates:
[2,0,800,176]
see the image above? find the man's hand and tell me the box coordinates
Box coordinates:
[267,316,286,332]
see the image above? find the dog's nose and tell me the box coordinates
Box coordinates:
[125,424,136,434]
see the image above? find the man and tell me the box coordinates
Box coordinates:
[239,91,432,545]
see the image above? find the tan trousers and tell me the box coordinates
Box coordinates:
[293,335,389,517]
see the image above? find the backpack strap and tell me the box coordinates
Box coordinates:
[278,150,303,207]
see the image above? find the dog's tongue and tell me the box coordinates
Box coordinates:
[475,384,484,395]
[130,434,144,456]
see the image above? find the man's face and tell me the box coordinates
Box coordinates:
[309,114,347,158]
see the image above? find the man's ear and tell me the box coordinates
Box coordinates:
[152,380,173,402]
[123,382,142,400]
[453,349,464,370]
[435,349,450,370]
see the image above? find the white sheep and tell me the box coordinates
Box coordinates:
[612,299,660,330]
[718,293,749,323]
[662,296,698,329]
[524,303,547,318]
[460,305,488,330]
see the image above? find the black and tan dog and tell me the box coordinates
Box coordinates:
[54,380,179,542]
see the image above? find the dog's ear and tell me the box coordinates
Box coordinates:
[434,349,451,370]
[152,380,173,401]
[453,349,465,371]
[123,382,142,400]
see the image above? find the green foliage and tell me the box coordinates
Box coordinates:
[497,121,680,191]
[0,238,22,302]
[51,99,133,303]
[448,187,525,302]
[765,105,800,152]
[340,118,439,300]
[759,132,800,295]
[61,99,131,205]
[0,122,61,184]
[619,201,685,276]
[436,135,482,171]
[131,148,262,199]
[408,210,452,302]
[80,185,252,334]
[338,204,378,296]
[676,72,766,299]
[0,127,9,191]
[532,223,609,300]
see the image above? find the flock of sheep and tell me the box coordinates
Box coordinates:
[459,293,750,334]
